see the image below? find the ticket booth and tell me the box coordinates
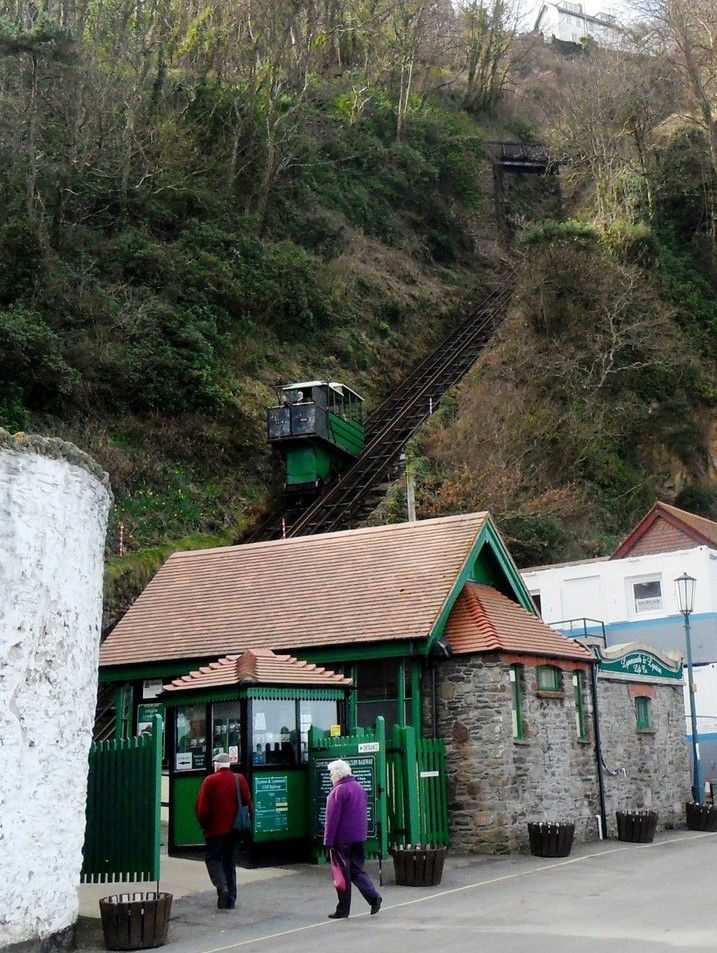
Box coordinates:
[161,649,353,857]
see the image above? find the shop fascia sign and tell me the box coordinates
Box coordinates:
[597,645,682,682]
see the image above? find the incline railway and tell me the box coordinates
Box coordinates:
[247,281,515,542]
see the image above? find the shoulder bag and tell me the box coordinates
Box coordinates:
[233,774,252,836]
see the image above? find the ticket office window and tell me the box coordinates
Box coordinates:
[252,699,299,765]
[212,701,242,763]
[175,704,208,771]
[249,699,342,765]
[299,699,339,762]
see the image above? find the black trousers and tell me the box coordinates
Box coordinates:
[204,832,239,905]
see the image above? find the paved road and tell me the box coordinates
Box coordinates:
[76,830,716,953]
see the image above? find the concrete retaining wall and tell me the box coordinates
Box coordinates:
[0,431,111,951]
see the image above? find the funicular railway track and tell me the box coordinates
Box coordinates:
[247,281,514,542]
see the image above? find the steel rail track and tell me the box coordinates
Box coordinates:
[245,282,514,542]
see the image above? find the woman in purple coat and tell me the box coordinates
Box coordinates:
[323,759,382,919]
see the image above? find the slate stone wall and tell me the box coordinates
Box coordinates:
[431,652,690,854]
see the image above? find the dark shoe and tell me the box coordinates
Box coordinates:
[217,889,230,909]
[328,912,349,919]
[370,896,382,916]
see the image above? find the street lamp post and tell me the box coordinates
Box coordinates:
[675,572,704,804]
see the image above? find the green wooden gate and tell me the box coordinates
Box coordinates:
[386,724,449,847]
[308,718,449,857]
[308,719,388,859]
[81,716,163,883]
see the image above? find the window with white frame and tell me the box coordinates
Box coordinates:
[632,578,662,613]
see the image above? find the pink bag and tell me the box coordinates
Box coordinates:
[329,849,346,891]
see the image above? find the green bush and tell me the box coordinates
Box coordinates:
[520,218,597,246]
[600,221,658,267]
[0,305,80,409]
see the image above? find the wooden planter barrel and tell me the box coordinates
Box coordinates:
[616,810,657,843]
[99,892,172,951]
[685,801,717,832]
[527,822,575,858]
[391,846,447,886]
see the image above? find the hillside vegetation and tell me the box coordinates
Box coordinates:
[3,1,717,623]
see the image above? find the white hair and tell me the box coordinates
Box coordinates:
[328,759,352,779]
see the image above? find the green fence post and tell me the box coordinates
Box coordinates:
[375,716,388,859]
[401,725,420,844]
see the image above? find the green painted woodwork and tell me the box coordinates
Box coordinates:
[243,687,345,700]
[385,723,448,847]
[308,718,388,859]
[301,643,419,664]
[252,770,308,840]
[326,412,364,456]
[172,774,205,847]
[308,718,448,856]
[426,517,538,656]
[162,686,346,707]
[410,663,422,730]
[82,716,162,882]
[286,443,333,487]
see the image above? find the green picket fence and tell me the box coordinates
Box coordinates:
[81,715,163,883]
[386,724,448,848]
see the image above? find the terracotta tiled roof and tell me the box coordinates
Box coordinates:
[611,501,717,558]
[163,649,352,693]
[445,583,593,661]
[100,512,491,667]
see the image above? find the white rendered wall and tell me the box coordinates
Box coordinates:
[0,431,111,950]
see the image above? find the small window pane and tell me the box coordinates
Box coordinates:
[573,673,586,740]
[175,704,207,771]
[537,666,560,691]
[252,700,297,765]
[212,702,242,763]
[299,699,338,762]
[636,696,651,729]
[510,666,523,740]
[634,580,662,613]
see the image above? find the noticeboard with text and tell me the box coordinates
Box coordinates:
[313,754,377,840]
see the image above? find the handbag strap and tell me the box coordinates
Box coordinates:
[235,774,243,808]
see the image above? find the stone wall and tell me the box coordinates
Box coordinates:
[0,431,111,952]
[434,652,690,854]
[598,675,690,834]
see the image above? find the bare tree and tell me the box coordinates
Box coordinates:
[455,0,526,114]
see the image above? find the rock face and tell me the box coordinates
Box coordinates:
[0,431,112,951]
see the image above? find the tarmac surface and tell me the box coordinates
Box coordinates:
[75,828,717,953]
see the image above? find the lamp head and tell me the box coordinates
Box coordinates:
[675,572,697,616]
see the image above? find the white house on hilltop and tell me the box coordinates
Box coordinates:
[534,1,630,50]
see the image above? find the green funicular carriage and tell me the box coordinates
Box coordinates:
[267,381,365,493]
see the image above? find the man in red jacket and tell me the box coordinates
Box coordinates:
[195,752,253,909]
